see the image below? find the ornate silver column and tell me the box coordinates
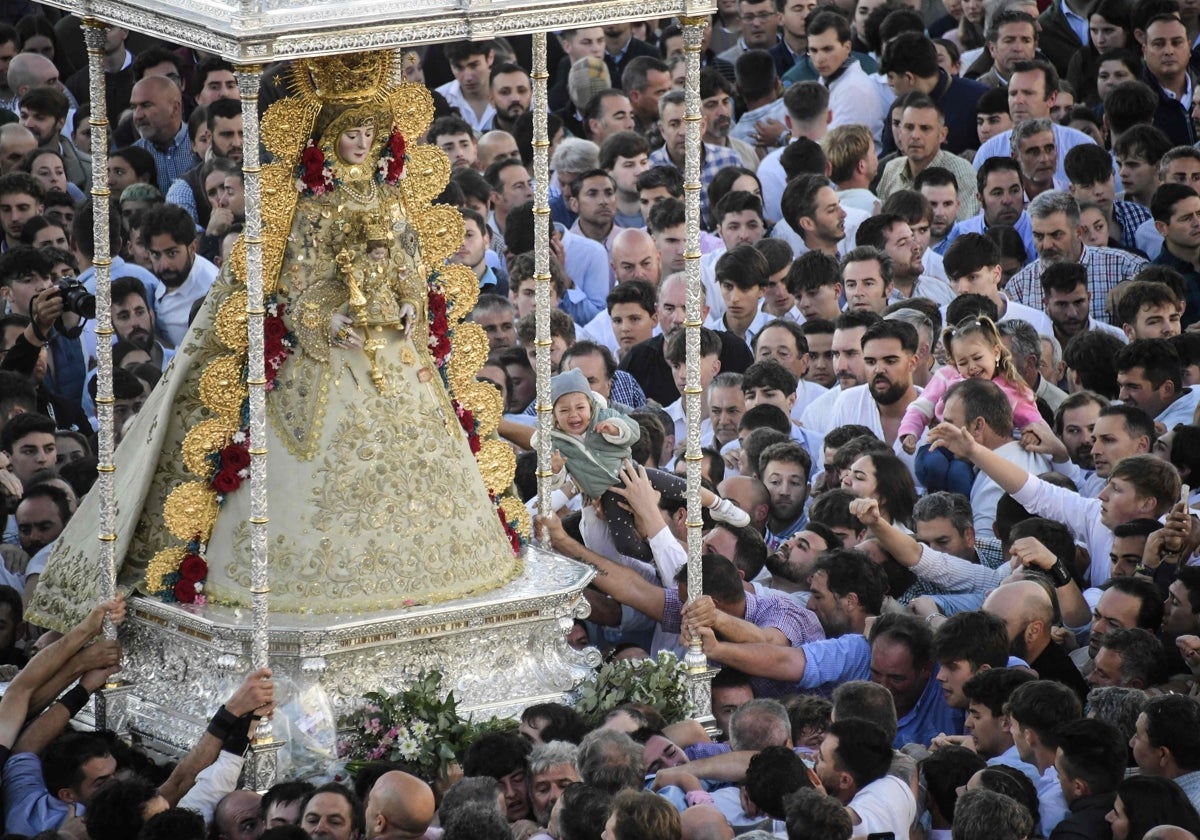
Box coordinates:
[234,63,281,789]
[531,32,553,540]
[83,17,135,731]
[680,16,714,717]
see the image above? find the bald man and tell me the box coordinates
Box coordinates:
[213,790,264,840]
[7,54,61,104]
[983,580,1088,703]
[1145,828,1200,840]
[476,130,520,172]
[719,476,770,535]
[131,75,197,192]
[680,804,734,840]
[364,771,435,840]
[610,227,660,285]
[0,124,37,175]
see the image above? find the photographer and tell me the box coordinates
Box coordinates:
[0,263,91,434]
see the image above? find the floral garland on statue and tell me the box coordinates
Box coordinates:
[427,275,524,553]
[148,299,297,603]
[296,130,407,196]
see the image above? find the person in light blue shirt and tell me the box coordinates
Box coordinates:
[869,613,965,748]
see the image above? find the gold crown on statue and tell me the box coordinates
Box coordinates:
[297,52,394,105]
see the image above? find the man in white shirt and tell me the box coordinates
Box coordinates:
[806,11,885,146]
[760,81,831,224]
[828,318,922,450]
[437,40,497,132]
[801,309,875,435]
[942,232,1054,336]
[826,124,879,215]
[815,719,916,839]
[141,204,217,348]
[1116,339,1200,433]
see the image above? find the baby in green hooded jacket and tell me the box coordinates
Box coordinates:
[538,368,749,561]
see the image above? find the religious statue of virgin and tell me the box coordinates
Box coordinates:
[28,52,524,629]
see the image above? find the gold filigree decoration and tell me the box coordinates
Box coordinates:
[215,291,250,352]
[455,378,504,438]
[290,52,396,106]
[261,96,320,162]
[447,320,489,393]
[199,355,248,418]
[408,204,465,264]
[439,264,479,320]
[227,237,247,284]
[477,438,517,496]
[399,144,451,206]
[498,495,530,538]
[163,481,220,541]
[260,162,300,296]
[144,546,187,593]
[389,84,435,143]
[182,417,238,476]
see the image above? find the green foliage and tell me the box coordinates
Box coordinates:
[339,670,514,784]
[572,650,694,727]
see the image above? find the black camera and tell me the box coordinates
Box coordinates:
[56,279,96,320]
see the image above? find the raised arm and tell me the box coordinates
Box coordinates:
[536,514,667,621]
[1,599,124,747]
[157,667,274,806]
[850,498,923,568]
[690,625,808,682]
[681,596,788,646]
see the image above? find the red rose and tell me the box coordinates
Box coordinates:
[300,144,328,191]
[509,526,521,553]
[428,292,446,319]
[264,317,288,342]
[458,407,474,434]
[180,555,208,582]
[212,469,240,494]
[468,433,481,454]
[221,444,251,472]
[390,132,406,160]
[173,578,197,603]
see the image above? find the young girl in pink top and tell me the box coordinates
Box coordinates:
[900,316,1041,454]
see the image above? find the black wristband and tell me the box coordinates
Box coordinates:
[222,713,253,755]
[206,704,239,741]
[1047,561,1072,587]
[59,684,90,718]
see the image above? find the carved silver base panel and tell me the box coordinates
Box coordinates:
[95,545,599,775]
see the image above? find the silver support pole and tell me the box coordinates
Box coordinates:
[234,63,281,789]
[82,18,117,642]
[681,16,713,718]
[532,33,553,543]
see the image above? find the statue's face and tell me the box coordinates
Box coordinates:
[337,124,376,165]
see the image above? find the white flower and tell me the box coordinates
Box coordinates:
[194,582,204,593]
[238,469,250,479]
[410,720,431,739]
[232,431,247,444]
[397,737,420,761]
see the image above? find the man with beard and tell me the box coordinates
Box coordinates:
[758,440,811,551]
[140,204,218,348]
[166,98,242,228]
[782,173,847,258]
[130,74,199,194]
[488,64,530,135]
[526,742,580,828]
[828,319,920,449]
[800,310,878,435]
[983,579,1089,703]
[700,70,757,171]
[110,277,172,370]
[1054,391,1109,496]
[1040,262,1127,351]
[1006,191,1147,319]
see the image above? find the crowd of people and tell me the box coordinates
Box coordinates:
[1,0,1200,839]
